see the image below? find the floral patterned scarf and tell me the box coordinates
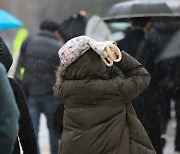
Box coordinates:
[58,35,122,67]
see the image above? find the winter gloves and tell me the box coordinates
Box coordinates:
[58,35,122,67]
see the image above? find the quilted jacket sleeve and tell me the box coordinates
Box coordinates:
[114,50,151,102]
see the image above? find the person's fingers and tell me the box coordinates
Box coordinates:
[101,44,122,67]
[101,50,108,58]
[107,44,122,63]
[101,55,113,67]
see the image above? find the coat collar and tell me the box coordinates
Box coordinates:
[38,30,58,40]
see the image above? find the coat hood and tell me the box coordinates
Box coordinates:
[0,36,13,72]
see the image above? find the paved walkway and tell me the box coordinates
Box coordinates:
[39,115,50,154]
[163,118,177,154]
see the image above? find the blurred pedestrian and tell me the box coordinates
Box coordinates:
[147,18,180,153]
[59,10,87,42]
[15,19,62,154]
[117,17,162,154]
[0,35,38,154]
[53,36,155,154]
[0,63,19,154]
[117,17,152,57]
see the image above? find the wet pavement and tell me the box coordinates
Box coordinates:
[39,115,50,154]
[39,115,178,154]
[163,118,177,154]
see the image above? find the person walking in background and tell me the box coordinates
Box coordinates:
[15,20,62,154]
[147,18,180,153]
[116,17,152,57]
[0,63,19,154]
[117,17,162,154]
[53,36,155,154]
[59,10,87,42]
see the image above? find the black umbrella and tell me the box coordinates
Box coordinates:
[103,0,180,22]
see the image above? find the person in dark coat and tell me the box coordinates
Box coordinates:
[164,56,180,153]
[10,78,38,154]
[0,36,38,154]
[59,10,87,42]
[116,17,152,57]
[134,39,162,154]
[15,20,62,154]
[53,36,155,154]
[0,62,19,154]
[147,18,180,152]
[117,17,162,154]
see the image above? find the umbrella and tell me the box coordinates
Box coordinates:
[158,29,180,61]
[103,0,180,22]
[0,9,23,30]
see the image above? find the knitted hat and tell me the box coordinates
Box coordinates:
[58,35,122,67]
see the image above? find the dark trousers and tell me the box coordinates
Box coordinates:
[159,89,171,135]
[174,96,180,151]
[27,95,60,154]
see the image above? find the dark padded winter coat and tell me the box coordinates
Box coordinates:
[10,78,38,154]
[0,63,19,154]
[54,49,156,154]
[0,36,37,154]
[15,30,61,96]
[117,29,145,57]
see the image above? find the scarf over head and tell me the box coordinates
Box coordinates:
[58,35,122,67]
